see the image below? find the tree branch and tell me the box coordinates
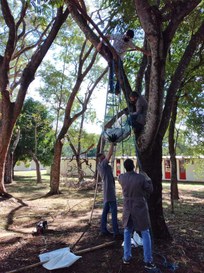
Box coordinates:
[163,0,201,53]
[160,21,204,138]
[14,7,70,119]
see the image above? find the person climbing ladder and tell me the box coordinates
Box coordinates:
[97,29,151,94]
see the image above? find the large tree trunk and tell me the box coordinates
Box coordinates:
[0,162,7,195]
[140,137,172,240]
[0,92,15,196]
[4,151,13,184]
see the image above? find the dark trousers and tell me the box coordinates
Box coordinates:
[127,115,144,134]
[108,59,122,95]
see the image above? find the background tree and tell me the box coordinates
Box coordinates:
[48,51,107,195]
[0,0,69,197]
[14,98,55,183]
[168,40,204,210]
[33,19,107,194]
[66,110,98,183]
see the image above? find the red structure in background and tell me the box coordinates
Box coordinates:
[164,158,186,180]
[164,159,171,179]
[116,159,121,176]
[179,159,186,180]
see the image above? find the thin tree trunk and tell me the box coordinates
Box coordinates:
[4,128,20,184]
[169,96,179,212]
[32,153,42,184]
[49,140,63,195]
[76,156,84,184]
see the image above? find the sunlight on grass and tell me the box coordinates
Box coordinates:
[2,171,203,239]
[1,171,102,238]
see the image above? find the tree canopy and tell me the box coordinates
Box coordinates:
[15,98,55,167]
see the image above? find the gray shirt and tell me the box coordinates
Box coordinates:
[119,171,153,230]
[110,34,135,60]
[97,158,116,203]
[132,95,148,125]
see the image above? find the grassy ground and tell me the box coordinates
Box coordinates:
[0,171,204,273]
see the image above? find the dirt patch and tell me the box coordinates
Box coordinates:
[0,177,204,273]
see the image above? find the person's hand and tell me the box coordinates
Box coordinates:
[108,133,118,143]
[130,113,138,118]
[96,41,103,52]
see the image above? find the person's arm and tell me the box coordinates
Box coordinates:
[128,41,151,56]
[131,96,143,116]
[96,35,111,52]
[134,45,151,56]
[105,142,114,162]
[140,171,153,197]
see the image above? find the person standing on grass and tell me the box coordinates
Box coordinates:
[118,158,156,270]
[97,141,122,240]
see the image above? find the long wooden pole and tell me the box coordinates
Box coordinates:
[5,241,115,273]
[5,261,46,273]
[75,241,115,255]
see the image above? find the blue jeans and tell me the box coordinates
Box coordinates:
[101,201,119,235]
[108,59,122,94]
[123,225,153,263]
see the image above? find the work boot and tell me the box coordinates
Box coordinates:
[122,257,132,265]
[144,262,156,270]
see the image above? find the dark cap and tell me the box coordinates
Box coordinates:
[126,29,134,39]
[129,91,139,98]
[97,152,104,158]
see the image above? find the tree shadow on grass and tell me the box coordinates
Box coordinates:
[5,201,28,232]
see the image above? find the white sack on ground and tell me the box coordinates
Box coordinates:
[133,231,143,246]
[122,238,138,248]
[39,247,81,270]
[121,232,143,248]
